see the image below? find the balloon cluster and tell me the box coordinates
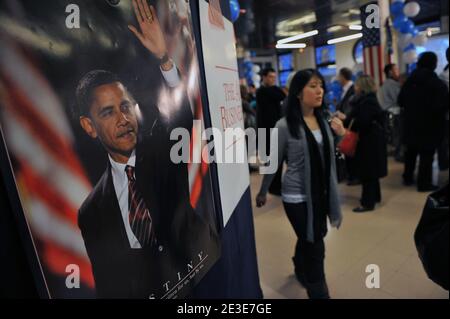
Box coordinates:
[325,80,342,112]
[242,52,261,87]
[390,0,427,64]
[229,0,241,23]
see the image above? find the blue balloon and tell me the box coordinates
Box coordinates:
[403,43,416,52]
[229,0,240,23]
[390,1,404,17]
[399,19,414,34]
[393,14,407,30]
[410,27,419,37]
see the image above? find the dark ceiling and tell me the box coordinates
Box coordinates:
[235,0,447,50]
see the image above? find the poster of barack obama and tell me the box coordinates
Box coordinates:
[0,0,220,298]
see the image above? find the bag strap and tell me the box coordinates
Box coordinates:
[348,118,355,130]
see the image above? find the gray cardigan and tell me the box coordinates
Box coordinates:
[259,117,343,242]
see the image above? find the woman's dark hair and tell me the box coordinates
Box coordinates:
[286,69,326,139]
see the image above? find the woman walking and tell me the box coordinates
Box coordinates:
[256,69,346,299]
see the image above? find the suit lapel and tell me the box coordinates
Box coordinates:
[98,163,130,251]
[134,136,162,240]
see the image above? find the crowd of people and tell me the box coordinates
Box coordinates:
[239,49,449,299]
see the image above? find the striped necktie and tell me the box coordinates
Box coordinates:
[125,165,156,247]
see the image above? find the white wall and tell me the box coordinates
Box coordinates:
[335,38,359,72]
[293,46,316,70]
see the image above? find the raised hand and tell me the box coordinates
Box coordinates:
[128,0,167,60]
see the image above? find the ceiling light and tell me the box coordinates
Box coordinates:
[327,33,363,44]
[349,25,363,30]
[277,30,318,45]
[276,43,307,49]
[327,25,344,33]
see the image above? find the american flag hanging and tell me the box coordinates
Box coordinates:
[361,2,384,87]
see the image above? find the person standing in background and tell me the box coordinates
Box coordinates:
[398,52,449,192]
[439,48,449,88]
[336,67,358,185]
[438,48,449,171]
[336,68,355,116]
[256,67,286,195]
[340,75,388,212]
[380,63,403,162]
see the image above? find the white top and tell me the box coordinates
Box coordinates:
[341,80,354,99]
[108,64,180,249]
[282,129,323,204]
[312,129,323,145]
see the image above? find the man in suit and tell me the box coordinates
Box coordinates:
[76,0,219,298]
[336,68,355,116]
[336,67,358,185]
[256,68,286,195]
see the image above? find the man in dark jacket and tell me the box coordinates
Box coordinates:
[256,68,286,195]
[398,52,449,192]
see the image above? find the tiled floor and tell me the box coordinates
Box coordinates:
[250,158,449,299]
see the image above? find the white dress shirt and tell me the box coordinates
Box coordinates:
[109,150,142,249]
[160,63,181,88]
[108,64,180,249]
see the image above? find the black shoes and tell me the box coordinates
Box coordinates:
[305,280,330,299]
[353,206,375,213]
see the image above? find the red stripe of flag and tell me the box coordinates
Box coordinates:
[378,45,384,86]
[40,238,94,290]
[0,73,90,187]
[18,161,79,226]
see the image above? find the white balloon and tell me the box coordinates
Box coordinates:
[252,65,261,73]
[412,33,428,46]
[399,33,413,48]
[403,50,418,64]
[403,2,420,18]
[252,74,261,82]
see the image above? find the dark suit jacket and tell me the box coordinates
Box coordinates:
[336,84,355,116]
[78,95,220,299]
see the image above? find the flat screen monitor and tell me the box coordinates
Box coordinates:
[316,45,336,66]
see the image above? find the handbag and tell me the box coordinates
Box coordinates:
[338,119,359,158]
[414,184,449,290]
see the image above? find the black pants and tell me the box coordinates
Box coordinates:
[392,114,404,160]
[403,146,435,190]
[282,202,325,284]
[360,179,381,208]
[346,156,358,181]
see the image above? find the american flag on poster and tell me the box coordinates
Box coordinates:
[0,40,95,294]
[361,2,384,87]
